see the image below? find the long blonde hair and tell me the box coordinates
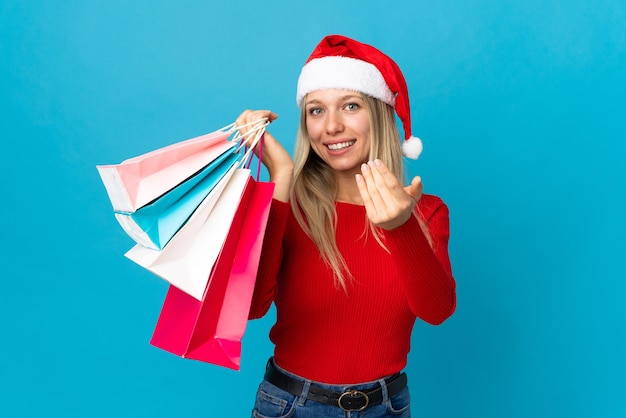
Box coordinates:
[289,94,406,290]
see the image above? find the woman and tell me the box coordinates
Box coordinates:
[237,34,456,418]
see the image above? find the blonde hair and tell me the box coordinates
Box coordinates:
[289,94,407,290]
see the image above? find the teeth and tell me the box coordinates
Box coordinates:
[327,141,355,150]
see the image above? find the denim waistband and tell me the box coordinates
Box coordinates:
[265,357,406,408]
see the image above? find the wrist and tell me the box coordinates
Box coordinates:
[270,167,294,184]
[269,169,293,203]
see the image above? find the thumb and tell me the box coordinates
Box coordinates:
[268,111,279,122]
[404,176,423,201]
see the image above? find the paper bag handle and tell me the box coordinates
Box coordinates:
[233,118,269,180]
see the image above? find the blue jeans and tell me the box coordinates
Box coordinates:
[251,361,411,418]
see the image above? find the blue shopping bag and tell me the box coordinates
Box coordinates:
[114,147,239,249]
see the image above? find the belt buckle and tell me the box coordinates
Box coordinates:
[338,390,370,412]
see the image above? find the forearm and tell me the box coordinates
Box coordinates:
[270,170,293,202]
[235,110,293,202]
[382,212,456,325]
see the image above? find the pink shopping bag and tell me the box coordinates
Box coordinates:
[149,176,274,370]
[97,130,235,213]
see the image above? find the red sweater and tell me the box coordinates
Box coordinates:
[249,194,456,384]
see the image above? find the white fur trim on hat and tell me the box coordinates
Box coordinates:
[296,56,396,107]
[402,135,423,159]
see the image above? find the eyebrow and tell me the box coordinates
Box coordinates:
[305,94,364,106]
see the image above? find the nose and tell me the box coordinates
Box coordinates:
[325,110,344,135]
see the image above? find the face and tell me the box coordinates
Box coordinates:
[304,89,371,175]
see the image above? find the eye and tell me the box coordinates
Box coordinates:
[344,102,360,111]
[308,107,323,116]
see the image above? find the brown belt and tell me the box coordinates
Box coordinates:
[264,360,408,412]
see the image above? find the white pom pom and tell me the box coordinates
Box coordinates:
[402,136,423,159]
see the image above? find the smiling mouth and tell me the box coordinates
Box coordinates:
[326,140,356,151]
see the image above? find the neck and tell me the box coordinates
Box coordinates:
[334,170,363,205]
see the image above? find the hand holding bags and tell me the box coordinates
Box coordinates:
[97,118,274,369]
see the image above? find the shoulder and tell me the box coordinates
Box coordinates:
[416,194,448,221]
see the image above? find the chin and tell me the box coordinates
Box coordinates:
[326,161,362,174]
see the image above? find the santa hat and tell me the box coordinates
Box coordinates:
[296,34,423,159]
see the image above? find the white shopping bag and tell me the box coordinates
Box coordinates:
[124,168,251,300]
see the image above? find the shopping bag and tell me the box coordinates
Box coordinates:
[97,130,235,213]
[124,122,269,298]
[114,147,239,250]
[124,166,245,299]
[149,175,274,369]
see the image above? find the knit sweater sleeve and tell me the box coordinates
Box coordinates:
[248,199,290,319]
[381,195,457,325]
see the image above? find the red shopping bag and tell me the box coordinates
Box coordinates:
[149,175,274,370]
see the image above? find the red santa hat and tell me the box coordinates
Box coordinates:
[296,34,423,159]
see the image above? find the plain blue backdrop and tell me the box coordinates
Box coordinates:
[1,1,625,417]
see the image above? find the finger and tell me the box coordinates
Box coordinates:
[252,110,278,124]
[356,164,382,217]
[236,110,277,130]
[362,162,401,225]
[355,172,380,220]
[266,111,279,122]
[368,160,418,218]
[236,110,277,150]
[235,109,252,129]
[405,176,423,201]
[355,173,371,206]
[360,162,386,211]
[368,160,405,202]
[236,110,258,140]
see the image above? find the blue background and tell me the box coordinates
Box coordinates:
[1,1,625,417]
